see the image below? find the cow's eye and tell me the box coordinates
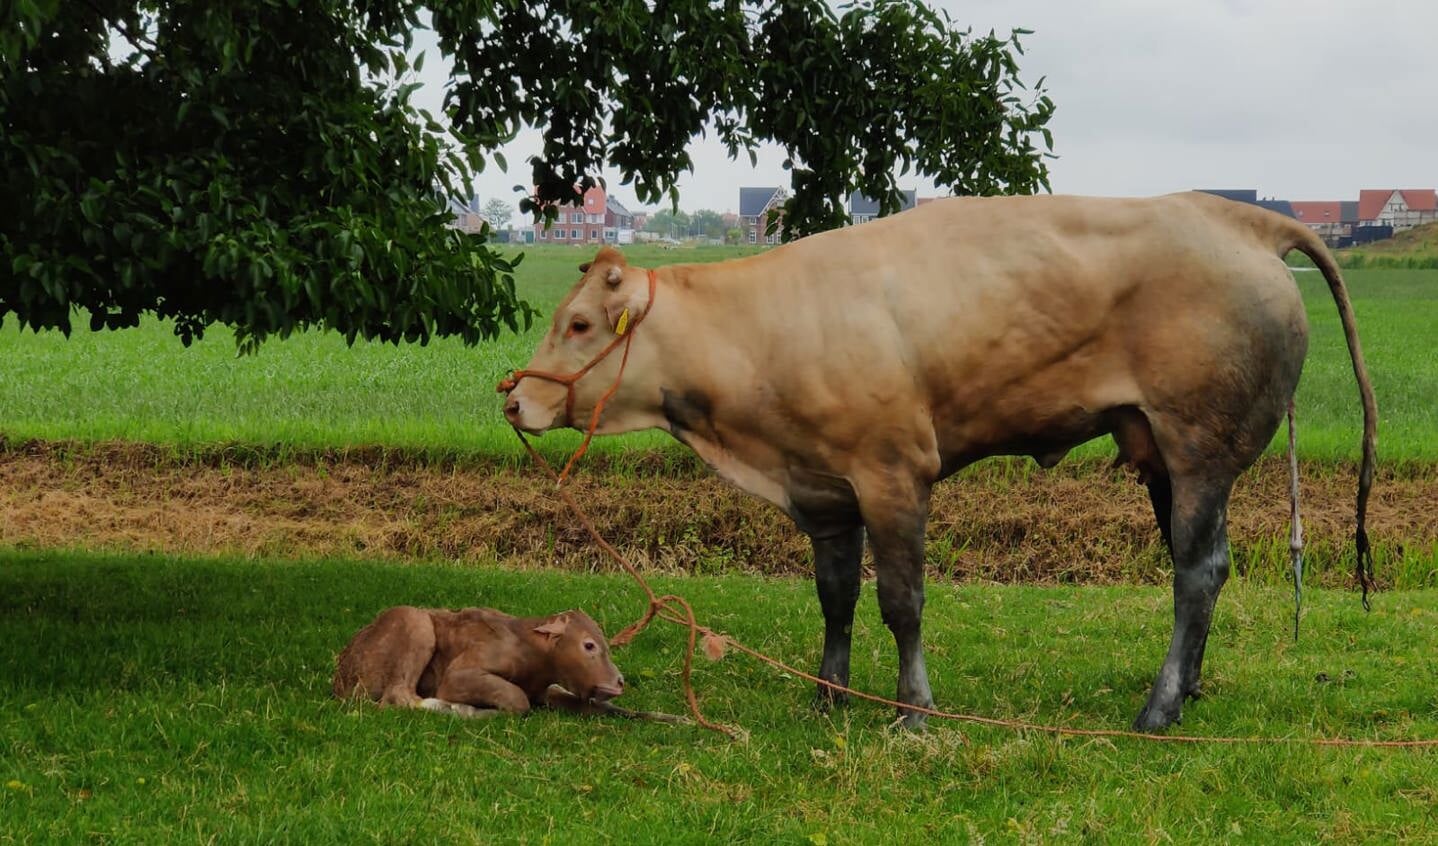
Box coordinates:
[569,317,591,335]
[583,640,597,652]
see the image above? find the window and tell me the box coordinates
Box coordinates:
[590,229,599,240]
[570,212,583,223]
[588,214,602,224]
[766,234,778,245]
[748,231,756,244]
[571,229,580,239]
[539,230,547,240]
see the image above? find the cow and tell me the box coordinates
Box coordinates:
[333,606,635,718]
[501,192,1376,731]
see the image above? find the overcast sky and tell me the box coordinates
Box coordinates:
[412,0,1438,214]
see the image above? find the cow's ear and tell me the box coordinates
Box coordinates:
[578,261,592,273]
[604,282,647,334]
[533,615,569,641]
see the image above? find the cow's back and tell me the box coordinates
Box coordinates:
[704,193,1305,469]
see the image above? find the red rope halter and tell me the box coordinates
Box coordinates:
[497,269,658,486]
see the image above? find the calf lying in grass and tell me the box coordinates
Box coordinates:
[333,606,682,722]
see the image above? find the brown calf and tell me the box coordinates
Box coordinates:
[333,606,637,718]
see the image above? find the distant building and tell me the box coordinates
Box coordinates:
[1357,189,1438,232]
[1197,189,1295,218]
[445,193,487,235]
[849,190,917,224]
[530,185,635,246]
[738,186,787,244]
[1291,201,1350,244]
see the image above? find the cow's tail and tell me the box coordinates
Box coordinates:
[1284,224,1379,609]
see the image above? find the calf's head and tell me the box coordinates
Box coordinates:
[534,610,625,702]
[502,246,657,435]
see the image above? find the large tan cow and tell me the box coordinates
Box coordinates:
[502,192,1376,731]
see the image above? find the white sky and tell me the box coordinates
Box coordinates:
[411,0,1438,215]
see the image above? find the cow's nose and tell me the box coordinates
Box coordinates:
[615,674,625,692]
[503,398,521,422]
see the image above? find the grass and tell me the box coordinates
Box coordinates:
[4,550,1438,843]
[1,248,1435,462]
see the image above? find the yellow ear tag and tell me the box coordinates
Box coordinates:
[614,308,631,336]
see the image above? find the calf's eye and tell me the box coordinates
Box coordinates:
[569,318,591,335]
[583,640,597,652]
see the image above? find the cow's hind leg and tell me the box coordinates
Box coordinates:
[1133,474,1234,730]
[855,474,934,729]
[811,525,865,710]
[334,606,436,707]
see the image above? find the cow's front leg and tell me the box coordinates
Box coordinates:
[858,478,934,729]
[436,666,532,715]
[811,524,864,710]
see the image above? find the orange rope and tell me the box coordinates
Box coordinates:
[506,271,1438,750]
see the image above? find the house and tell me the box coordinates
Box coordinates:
[849,190,917,224]
[738,186,787,244]
[1357,189,1438,232]
[530,184,636,246]
[445,193,487,235]
[1290,201,1349,244]
[1196,189,1295,218]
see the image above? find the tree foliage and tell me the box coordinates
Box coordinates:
[480,198,513,230]
[2,0,1053,350]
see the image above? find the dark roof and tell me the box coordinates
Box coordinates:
[605,196,632,217]
[849,190,917,216]
[1256,199,1295,218]
[1197,189,1293,217]
[739,187,781,217]
[1340,201,1360,223]
[1198,189,1259,203]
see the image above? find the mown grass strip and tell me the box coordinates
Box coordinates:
[3,551,1437,842]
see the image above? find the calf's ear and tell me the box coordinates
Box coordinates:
[533,615,570,640]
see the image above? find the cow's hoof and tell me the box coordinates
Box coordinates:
[888,708,930,732]
[812,683,850,713]
[1131,702,1182,732]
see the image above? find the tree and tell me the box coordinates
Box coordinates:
[690,210,726,240]
[481,198,513,231]
[2,0,1053,351]
[645,209,690,239]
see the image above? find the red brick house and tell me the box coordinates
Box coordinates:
[531,185,636,245]
[738,187,786,244]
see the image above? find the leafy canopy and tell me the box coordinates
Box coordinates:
[2,0,1053,350]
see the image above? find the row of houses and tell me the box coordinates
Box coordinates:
[738,187,929,243]
[1201,188,1438,247]
[455,183,1437,250]
[445,186,637,245]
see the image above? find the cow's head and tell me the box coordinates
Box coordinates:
[502,246,658,434]
[533,610,625,703]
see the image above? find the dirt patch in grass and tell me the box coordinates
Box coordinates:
[2,440,1435,588]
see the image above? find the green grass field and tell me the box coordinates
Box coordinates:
[4,551,1438,843]
[2,247,1434,462]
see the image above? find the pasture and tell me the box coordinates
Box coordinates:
[4,246,1438,842]
[1,248,1436,463]
[4,551,1438,843]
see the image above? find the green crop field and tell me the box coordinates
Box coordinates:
[5,248,1438,844]
[4,551,1438,843]
[2,247,1435,462]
